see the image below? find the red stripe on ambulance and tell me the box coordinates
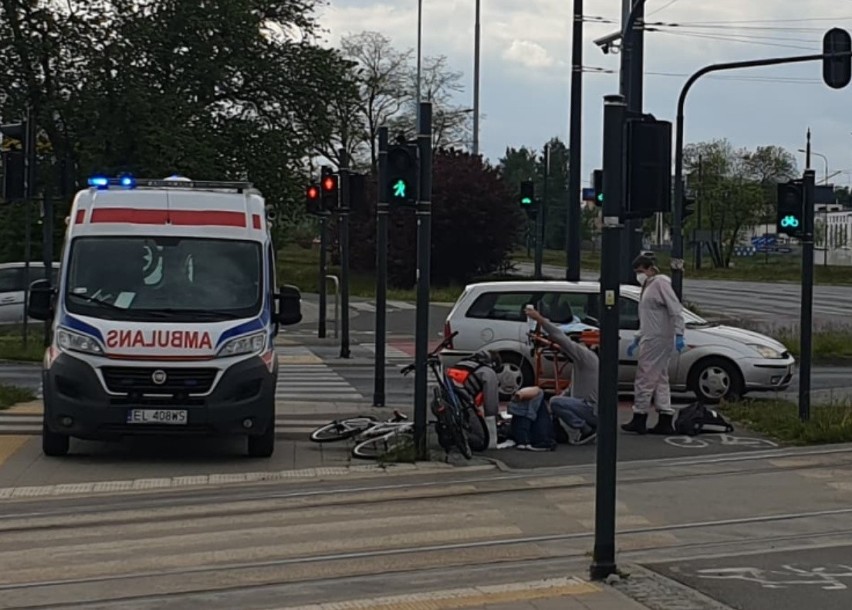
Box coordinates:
[106,329,213,350]
[90,208,246,227]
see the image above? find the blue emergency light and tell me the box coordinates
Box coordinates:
[87,175,137,189]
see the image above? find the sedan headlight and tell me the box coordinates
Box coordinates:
[748,344,784,359]
[217,332,266,358]
[56,328,104,356]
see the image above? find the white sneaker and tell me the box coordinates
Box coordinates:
[496,439,516,449]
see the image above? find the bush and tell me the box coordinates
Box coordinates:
[347,149,523,289]
[0,384,36,410]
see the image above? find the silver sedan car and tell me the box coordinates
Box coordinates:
[438,280,796,404]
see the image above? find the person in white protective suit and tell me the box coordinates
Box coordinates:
[621,253,686,435]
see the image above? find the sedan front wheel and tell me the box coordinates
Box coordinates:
[688,357,743,404]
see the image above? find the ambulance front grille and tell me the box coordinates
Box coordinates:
[101,367,217,395]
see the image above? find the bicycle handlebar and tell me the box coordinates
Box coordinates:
[400,331,458,376]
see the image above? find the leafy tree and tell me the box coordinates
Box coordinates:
[497,138,571,250]
[0,0,352,258]
[348,149,521,287]
[684,139,796,268]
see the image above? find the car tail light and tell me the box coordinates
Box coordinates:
[444,321,454,349]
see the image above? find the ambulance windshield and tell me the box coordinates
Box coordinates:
[64,236,263,321]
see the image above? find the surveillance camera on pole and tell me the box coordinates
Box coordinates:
[593,31,622,55]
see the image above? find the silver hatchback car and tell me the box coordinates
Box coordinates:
[438,280,796,404]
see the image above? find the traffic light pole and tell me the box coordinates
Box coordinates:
[671,51,843,300]
[41,192,54,347]
[373,127,390,407]
[565,0,582,282]
[590,94,625,582]
[414,102,433,461]
[317,214,328,339]
[338,148,351,359]
[799,169,816,422]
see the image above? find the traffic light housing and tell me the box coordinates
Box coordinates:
[320,166,338,211]
[682,192,696,222]
[823,27,852,89]
[1,121,27,201]
[305,183,322,215]
[386,143,418,206]
[519,179,536,217]
[624,114,672,218]
[777,180,803,237]
[348,172,366,212]
[592,170,603,206]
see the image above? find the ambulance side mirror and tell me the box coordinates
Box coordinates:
[276,284,302,326]
[28,279,54,321]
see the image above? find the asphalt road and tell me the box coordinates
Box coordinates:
[516,261,852,329]
[647,544,852,610]
[3,443,852,609]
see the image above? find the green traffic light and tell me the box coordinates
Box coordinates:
[392,179,407,198]
[596,193,604,202]
[521,196,532,205]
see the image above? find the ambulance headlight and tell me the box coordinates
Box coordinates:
[56,328,104,356]
[217,332,265,358]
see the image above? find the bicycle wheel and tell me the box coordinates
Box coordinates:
[309,416,378,443]
[351,428,414,460]
[446,406,472,460]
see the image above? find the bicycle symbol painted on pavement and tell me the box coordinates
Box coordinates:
[664,433,778,449]
[690,564,852,590]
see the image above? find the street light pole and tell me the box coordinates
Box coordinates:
[565,0,583,281]
[472,0,481,156]
[416,0,423,107]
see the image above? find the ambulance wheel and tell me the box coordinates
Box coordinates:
[42,422,70,457]
[247,422,275,458]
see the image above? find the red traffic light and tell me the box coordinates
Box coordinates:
[307,185,320,200]
[322,175,337,192]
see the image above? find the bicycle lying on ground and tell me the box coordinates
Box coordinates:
[309,410,413,459]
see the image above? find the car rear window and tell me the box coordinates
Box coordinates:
[466,291,538,321]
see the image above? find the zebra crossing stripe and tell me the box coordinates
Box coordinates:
[277,363,363,400]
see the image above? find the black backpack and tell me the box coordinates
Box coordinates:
[674,403,734,436]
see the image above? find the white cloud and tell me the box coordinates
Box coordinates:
[502,40,555,68]
[316,1,852,180]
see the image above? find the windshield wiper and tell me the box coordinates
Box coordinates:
[132,308,244,320]
[67,292,125,311]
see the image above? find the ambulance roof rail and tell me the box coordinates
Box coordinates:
[86,176,254,192]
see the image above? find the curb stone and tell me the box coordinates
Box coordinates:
[0,462,499,500]
[613,564,736,610]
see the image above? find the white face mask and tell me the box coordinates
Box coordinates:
[636,272,647,285]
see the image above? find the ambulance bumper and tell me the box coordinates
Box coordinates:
[42,352,277,440]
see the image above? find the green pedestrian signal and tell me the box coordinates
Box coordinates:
[520,196,532,206]
[386,142,418,206]
[392,179,407,198]
[596,193,604,203]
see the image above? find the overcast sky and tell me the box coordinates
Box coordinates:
[316,0,852,187]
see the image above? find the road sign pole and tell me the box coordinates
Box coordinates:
[339,148,351,359]
[374,127,390,407]
[799,169,816,422]
[590,94,625,582]
[318,214,328,339]
[414,102,433,460]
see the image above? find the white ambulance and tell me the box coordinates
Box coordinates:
[27,176,302,458]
